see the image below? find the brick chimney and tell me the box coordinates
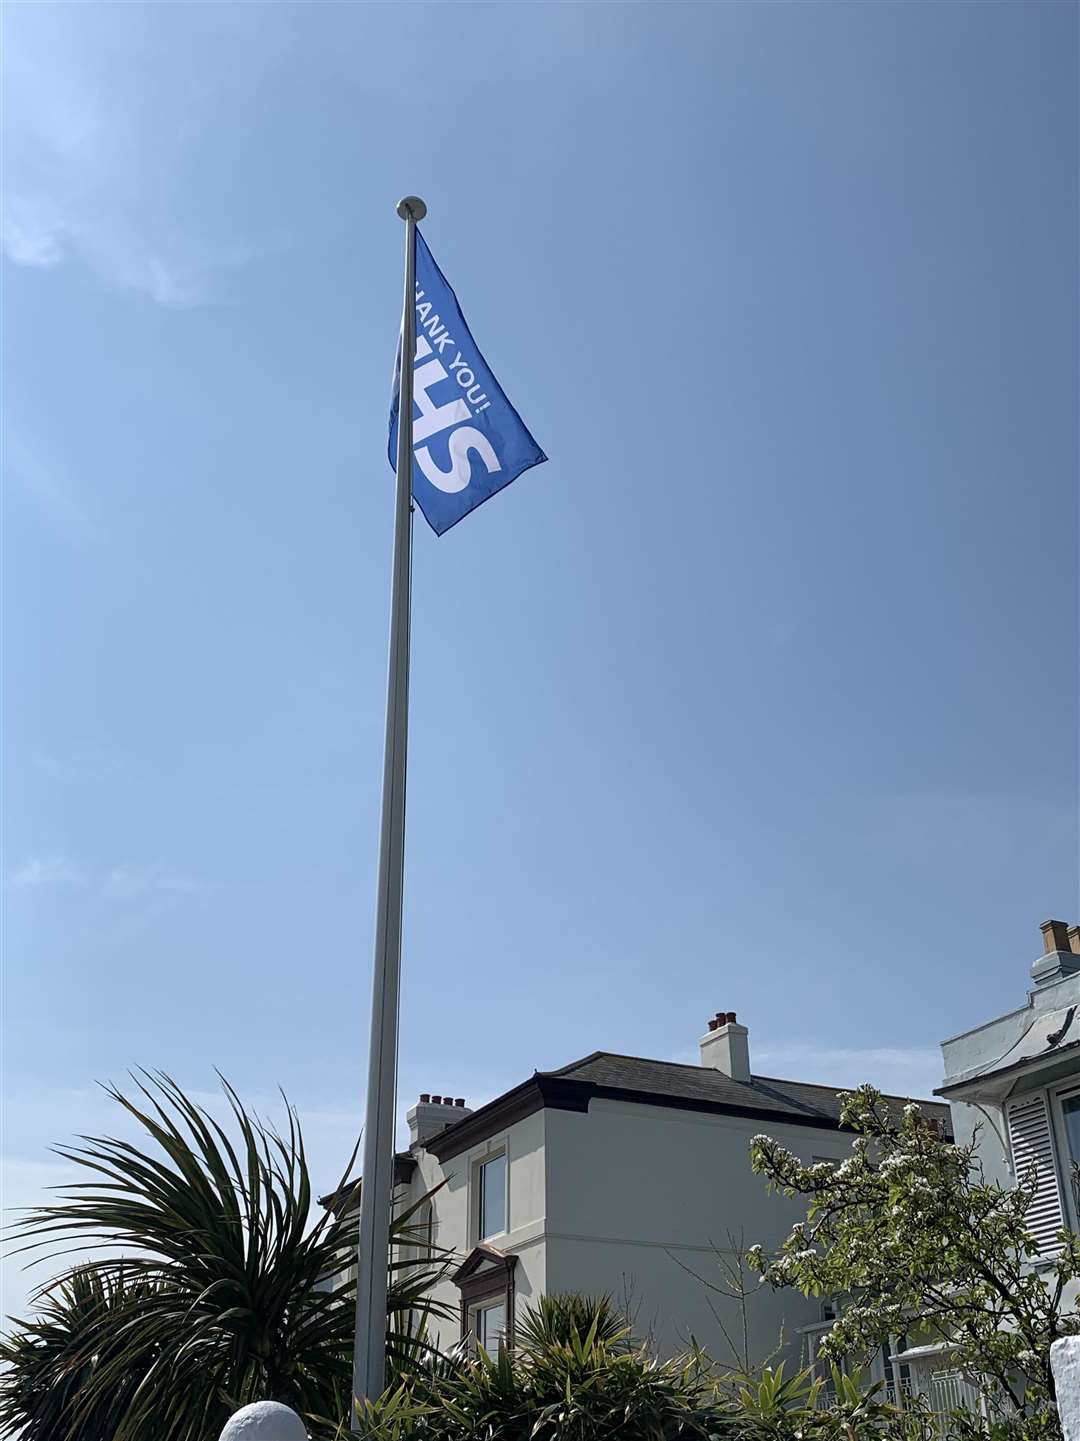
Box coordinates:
[1031,920,1080,988]
[407,1094,471,1148]
[699,1010,751,1082]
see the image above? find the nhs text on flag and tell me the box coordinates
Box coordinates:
[389,230,546,536]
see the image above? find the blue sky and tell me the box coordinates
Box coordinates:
[2,2,1077,1320]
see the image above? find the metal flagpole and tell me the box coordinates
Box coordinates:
[352,194,426,1418]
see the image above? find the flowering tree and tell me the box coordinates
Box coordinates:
[747,1086,1080,1433]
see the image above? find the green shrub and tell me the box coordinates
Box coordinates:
[344,1293,723,1441]
[0,1073,451,1441]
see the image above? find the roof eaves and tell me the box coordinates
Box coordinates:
[584,1080,854,1132]
[423,1054,954,1164]
[935,1036,1080,1099]
[425,1074,592,1162]
[317,1152,416,1211]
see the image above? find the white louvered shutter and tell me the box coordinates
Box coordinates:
[1006,1095,1065,1254]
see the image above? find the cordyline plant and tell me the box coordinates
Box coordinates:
[348,1293,727,1441]
[0,1267,163,1441]
[0,1072,452,1441]
[345,1295,944,1441]
[746,1085,1080,1435]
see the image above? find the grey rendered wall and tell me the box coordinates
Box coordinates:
[408,1107,548,1352]
[540,1098,856,1367]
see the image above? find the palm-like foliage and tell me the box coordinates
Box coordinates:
[0,1267,163,1441]
[356,1295,723,1441]
[518,1303,717,1441]
[515,1292,628,1351]
[353,1349,939,1441]
[1,1072,450,1441]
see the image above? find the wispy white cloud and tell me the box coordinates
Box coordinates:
[5,856,203,901]
[0,6,282,307]
[3,205,67,269]
[0,12,102,268]
[6,857,86,891]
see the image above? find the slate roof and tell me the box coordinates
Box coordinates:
[336,1051,954,1176]
[544,1051,952,1135]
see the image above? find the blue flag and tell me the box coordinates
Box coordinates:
[389,230,546,536]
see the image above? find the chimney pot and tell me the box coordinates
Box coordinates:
[407,1093,473,1148]
[455,1097,465,1107]
[1041,920,1071,954]
[699,1010,751,1081]
[1031,921,1080,987]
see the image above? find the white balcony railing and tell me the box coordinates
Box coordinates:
[882,1377,912,1407]
[926,1367,984,1418]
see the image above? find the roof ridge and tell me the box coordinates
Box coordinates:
[549,1051,947,1111]
[541,1050,608,1078]
[553,1049,759,1083]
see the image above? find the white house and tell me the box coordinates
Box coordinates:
[937,917,1080,1248]
[883,917,1080,1418]
[801,917,1080,1420]
[326,1009,949,1370]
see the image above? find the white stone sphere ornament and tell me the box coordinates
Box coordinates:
[218,1400,309,1441]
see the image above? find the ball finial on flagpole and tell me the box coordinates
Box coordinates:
[397,196,427,221]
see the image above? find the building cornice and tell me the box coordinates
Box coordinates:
[424,1072,869,1162]
[426,1076,589,1161]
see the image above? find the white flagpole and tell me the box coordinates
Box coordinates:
[352,194,426,1417]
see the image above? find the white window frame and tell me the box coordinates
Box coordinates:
[473,1141,509,1245]
[1049,1080,1080,1230]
